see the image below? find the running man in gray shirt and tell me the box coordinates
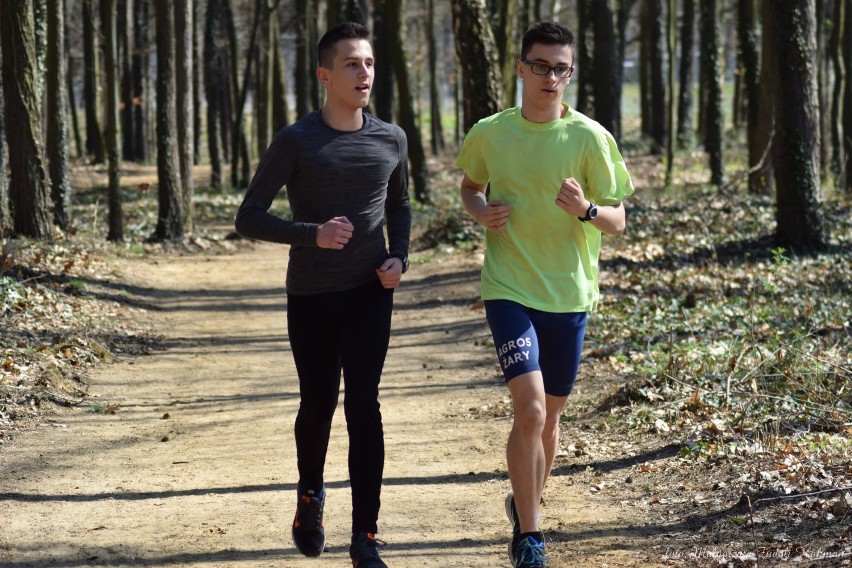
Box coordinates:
[234,22,410,568]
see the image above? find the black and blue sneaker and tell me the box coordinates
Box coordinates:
[509,531,547,568]
[292,485,326,557]
[349,531,387,568]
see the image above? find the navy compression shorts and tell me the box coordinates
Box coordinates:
[484,299,587,397]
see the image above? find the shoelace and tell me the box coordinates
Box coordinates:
[295,493,323,529]
[516,537,547,566]
[352,533,387,558]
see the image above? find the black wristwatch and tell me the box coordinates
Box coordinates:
[578,201,598,223]
[390,253,409,273]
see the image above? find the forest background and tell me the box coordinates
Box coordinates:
[1,0,851,564]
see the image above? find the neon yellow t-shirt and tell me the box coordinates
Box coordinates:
[455,104,634,313]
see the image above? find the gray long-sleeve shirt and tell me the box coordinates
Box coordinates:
[235,111,411,295]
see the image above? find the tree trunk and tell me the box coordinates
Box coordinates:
[646,0,665,153]
[102,0,123,241]
[427,0,444,154]
[271,12,289,131]
[676,0,695,148]
[843,0,852,191]
[131,0,150,162]
[771,0,825,250]
[492,0,517,108]
[700,0,725,185]
[0,0,53,239]
[830,0,844,180]
[66,32,84,160]
[83,0,105,164]
[452,0,502,132]
[738,0,762,194]
[154,0,184,241]
[665,0,676,185]
[119,0,135,163]
[203,0,225,189]
[754,0,776,194]
[33,0,47,105]
[192,0,202,164]
[385,0,430,202]
[576,0,592,114]
[47,0,72,230]
[591,0,619,140]
[175,0,194,232]
[255,1,272,156]
[0,68,8,234]
[372,0,396,121]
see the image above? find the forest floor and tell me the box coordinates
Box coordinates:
[1,158,851,567]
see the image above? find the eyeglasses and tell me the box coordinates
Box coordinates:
[523,59,574,78]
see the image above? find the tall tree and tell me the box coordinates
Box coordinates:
[493,0,517,108]
[0,67,8,235]
[203,0,226,189]
[830,0,844,180]
[295,0,313,119]
[1,0,53,239]
[372,0,396,121]
[665,0,676,185]
[576,0,593,114]
[700,0,726,185]
[175,0,194,232]
[270,11,289,131]
[47,0,72,230]
[131,0,151,162]
[676,0,696,148]
[452,0,502,132]
[754,0,777,194]
[154,0,184,240]
[843,0,852,191]
[641,0,665,153]
[102,0,123,241]
[771,0,825,250]
[738,0,762,194]
[427,0,444,154]
[385,0,430,202]
[591,0,620,141]
[82,0,105,164]
[119,0,134,163]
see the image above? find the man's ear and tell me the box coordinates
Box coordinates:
[317,66,329,86]
[516,58,524,78]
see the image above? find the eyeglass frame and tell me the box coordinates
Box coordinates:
[522,59,575,78]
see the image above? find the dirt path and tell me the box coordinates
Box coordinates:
[1,243,655,567]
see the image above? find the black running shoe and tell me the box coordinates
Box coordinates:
[291,485,326,557]
[509,531,547,568]
[349,531,387,568]
[505,491,520,536]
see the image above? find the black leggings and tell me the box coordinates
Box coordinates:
[287,279,393,535]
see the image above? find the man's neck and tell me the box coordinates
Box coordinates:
[320,103,364,132]
[520,102,566,124]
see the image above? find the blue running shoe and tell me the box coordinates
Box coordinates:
[292,485,326,557]
[509,531,547,568]
[349,531,387,568]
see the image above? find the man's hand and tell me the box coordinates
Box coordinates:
[477,200,511,231]
[376,257,403,289]
[316,216,354,249]
[555,177,589,217]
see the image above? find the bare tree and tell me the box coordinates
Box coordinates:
[131,0,151,162]
[700,0,726,185]
[175,0,194,232]
[0,68,8,234]
[676,0,695,148]
[754,0,776,194]
[830,0,844,180]
[47,0,72,230]
[452,0,502,132]
[385,0,430,202]
[102,0,123,241]
[372,0,396,121]
[738,0,762,194]
[1,0,53,239]
[427,0,444,154]
[154,0,184,241]
[83,0,105,163]
[771,0,825,250]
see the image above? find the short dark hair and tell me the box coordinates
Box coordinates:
[317,22,370,69]
[521,21,575,62]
